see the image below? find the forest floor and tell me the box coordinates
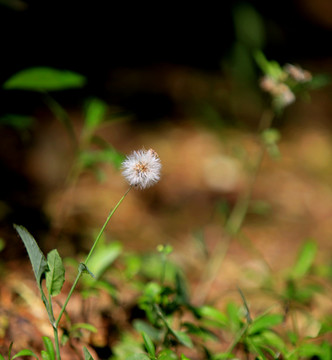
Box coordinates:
[1,64,332,359]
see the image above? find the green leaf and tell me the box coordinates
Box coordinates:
[0,238,5,252]
[112,333,143,360]
[3,67,86,91]
[43,95,76,145]
[175,271,189,304]
[85,242,122,279]
[46,249,65,296]
[157,349,178,360]
[197,305,228,325]
[8,341,13,360]
[14,225,48,286]
[212,352,235,360]
[182,322,218,341]
[133,320,163,342]
[142,331,155,359]
[173,330,193,348]
[79,263,96,278]
[233,3,265,49]
[287,331,298,345]
[181,355,191,360]
[127,354,151,360]
[248,314,284,335]
[320,341,332,360]
[84,98,107,129]
[226,302,243,332]
[42,336,55,360]
[79,148,125,170]
[0,355,5,360]
[12,349,39,359]
[249,330,286,354]
[142,282,162,301]
[140,254,179,283]
[124,254,142,278]
[92,279,117,298]
[298,343,325,358]
[291,240,317,279]
[0,114,34,130]
[309,74,331,89]
[261,128,281,146]
[254,51,284,80]
[83,347,94,360]
[41,351,51,360]
[71,323,97,333]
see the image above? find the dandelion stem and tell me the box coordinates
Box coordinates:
[53,322,61,360]
[56,186,132,328]
[85,186,132,265]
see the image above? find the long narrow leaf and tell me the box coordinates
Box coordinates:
[42,336,55,360]
[41,351,51,360]
[291,240,317,279]
[142,331,155,358]
[12,349,39,359]
[83,347,94,360]
[4,67,86,91]
[84,98,107,129]
[127,355,150,360]
[14,225,48,286]
[248,314,284,335]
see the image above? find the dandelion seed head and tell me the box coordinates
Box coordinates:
[122,148,161,189]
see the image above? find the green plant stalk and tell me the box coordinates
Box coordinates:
[42,92,78,150]
[55,186,132,328]
[160,252,167,286]
[49,294,61,360]
[85,186,132,264]
[226,324,249,356]
[53,318,61,360]
[193,149,265,305]
[153,304,178,340]
[194,110,274,305]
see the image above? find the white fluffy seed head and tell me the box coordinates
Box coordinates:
[121,148,161,189]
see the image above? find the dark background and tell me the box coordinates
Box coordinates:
[1,1,332,94]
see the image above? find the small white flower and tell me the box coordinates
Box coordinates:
[284,63,312,83]
[122,149,161,189]
[274,83,295,108]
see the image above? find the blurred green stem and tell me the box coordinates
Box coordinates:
[194,109,274,305]
[42,92,78,150]
[226,324,249,356]
[55,186,132,328]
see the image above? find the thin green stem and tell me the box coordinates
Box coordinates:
[226,324,249,356]
[48,294,61,360]
[53,326,61,360]
[194,110,275,305]
[42,92,78,150]
[56,270,82,328]
[56,186,132,327]
[160,253,167,286]
[85,186,132,265]
[225,147,265,236]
